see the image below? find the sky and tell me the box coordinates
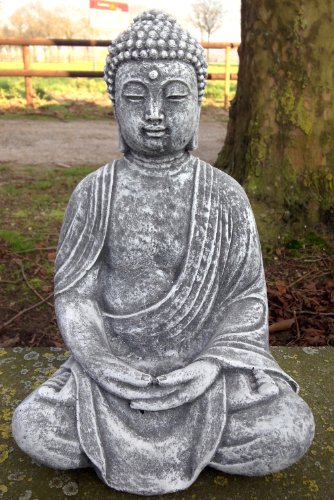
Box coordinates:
[1,0,241,41]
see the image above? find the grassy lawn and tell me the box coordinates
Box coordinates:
[0,164,96,347]
[0,164,95,252]
[0,62,238,118]
[0,74,112,120]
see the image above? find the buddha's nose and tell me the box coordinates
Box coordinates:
[145,98,164,122]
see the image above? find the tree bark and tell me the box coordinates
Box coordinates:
[215,0,334,230]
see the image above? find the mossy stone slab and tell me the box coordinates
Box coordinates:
[0,347,333,499]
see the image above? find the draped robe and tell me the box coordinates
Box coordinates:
[49,157,298,494]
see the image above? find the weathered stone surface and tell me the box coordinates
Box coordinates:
[1,347,332,499]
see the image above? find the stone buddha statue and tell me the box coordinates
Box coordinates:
[12,10,315,496]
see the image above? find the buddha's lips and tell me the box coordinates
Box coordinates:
[142,126,167,138]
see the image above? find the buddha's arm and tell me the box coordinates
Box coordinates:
[54,169,152,395]
[197,190,272,367]
[55,265,184,400]
[55,270,155,396]
[195,186,285,399]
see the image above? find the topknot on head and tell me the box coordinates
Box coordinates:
[132,10,177,25]
[104,10,207,103]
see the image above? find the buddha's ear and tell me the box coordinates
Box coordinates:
[186,105,201,151]
[114,108,130,153]
[117,126,130,153]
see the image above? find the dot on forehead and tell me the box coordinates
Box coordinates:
[149,69,159,80]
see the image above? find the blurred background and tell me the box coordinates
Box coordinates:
[0,0,240,113]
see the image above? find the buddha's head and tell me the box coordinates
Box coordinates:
[104,10,207,157]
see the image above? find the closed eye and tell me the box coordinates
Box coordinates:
[122,81,147,101]
[164,80,190,101]
[124,94,145,101]
[166,94,188,101]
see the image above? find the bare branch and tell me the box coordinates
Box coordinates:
[17,259,53,308]
[0,292,54,331]
[190,0,224,41]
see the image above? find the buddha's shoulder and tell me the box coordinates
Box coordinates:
[199,159,250,208]
[70,162,115,199]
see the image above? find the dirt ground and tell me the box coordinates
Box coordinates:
[0,114,227,168]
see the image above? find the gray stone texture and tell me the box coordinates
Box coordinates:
[11,10,315,496]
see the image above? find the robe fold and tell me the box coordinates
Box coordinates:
[52,157,298,494]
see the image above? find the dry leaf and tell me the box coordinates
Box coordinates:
[47,252,56,262]
[269,318,295,333]
[276,281,287,296]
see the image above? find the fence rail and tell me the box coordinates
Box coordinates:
[0,38,240,108]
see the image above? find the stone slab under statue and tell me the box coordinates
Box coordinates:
[12,10,315,496]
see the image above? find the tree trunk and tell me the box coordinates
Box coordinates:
[215,0,334,232]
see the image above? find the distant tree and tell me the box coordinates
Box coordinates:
[0,24,11,37]
[7,1,95,63]
[9,1,87,38]
[0,0,10,37]
[190,0,224,57]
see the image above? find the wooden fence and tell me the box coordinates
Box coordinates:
[0,38,240,109]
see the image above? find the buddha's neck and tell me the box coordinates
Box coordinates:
[125,150,190,176]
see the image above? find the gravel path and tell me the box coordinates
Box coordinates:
[0,117,227,167]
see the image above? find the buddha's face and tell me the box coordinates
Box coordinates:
[114,60,200,157]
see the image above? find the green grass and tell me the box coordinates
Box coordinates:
[0,75,108,100]
[0,229,36,252]
[62,166,97,177]
[28,277,43,290]
[31,179,54,190]
[204,81,237,102]
[32,194,52,206]
[0,75,111,120]
[0,165,97,254]
[13,210,29,218]
[205,63,238,104]
[208,63,239,74]
[2,184,21,195]
[283,233,331,257]
[48,209,65,220]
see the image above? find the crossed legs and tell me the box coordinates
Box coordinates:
[12,368,89,470]
[211,379,315,475]
[12,371,314,476]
